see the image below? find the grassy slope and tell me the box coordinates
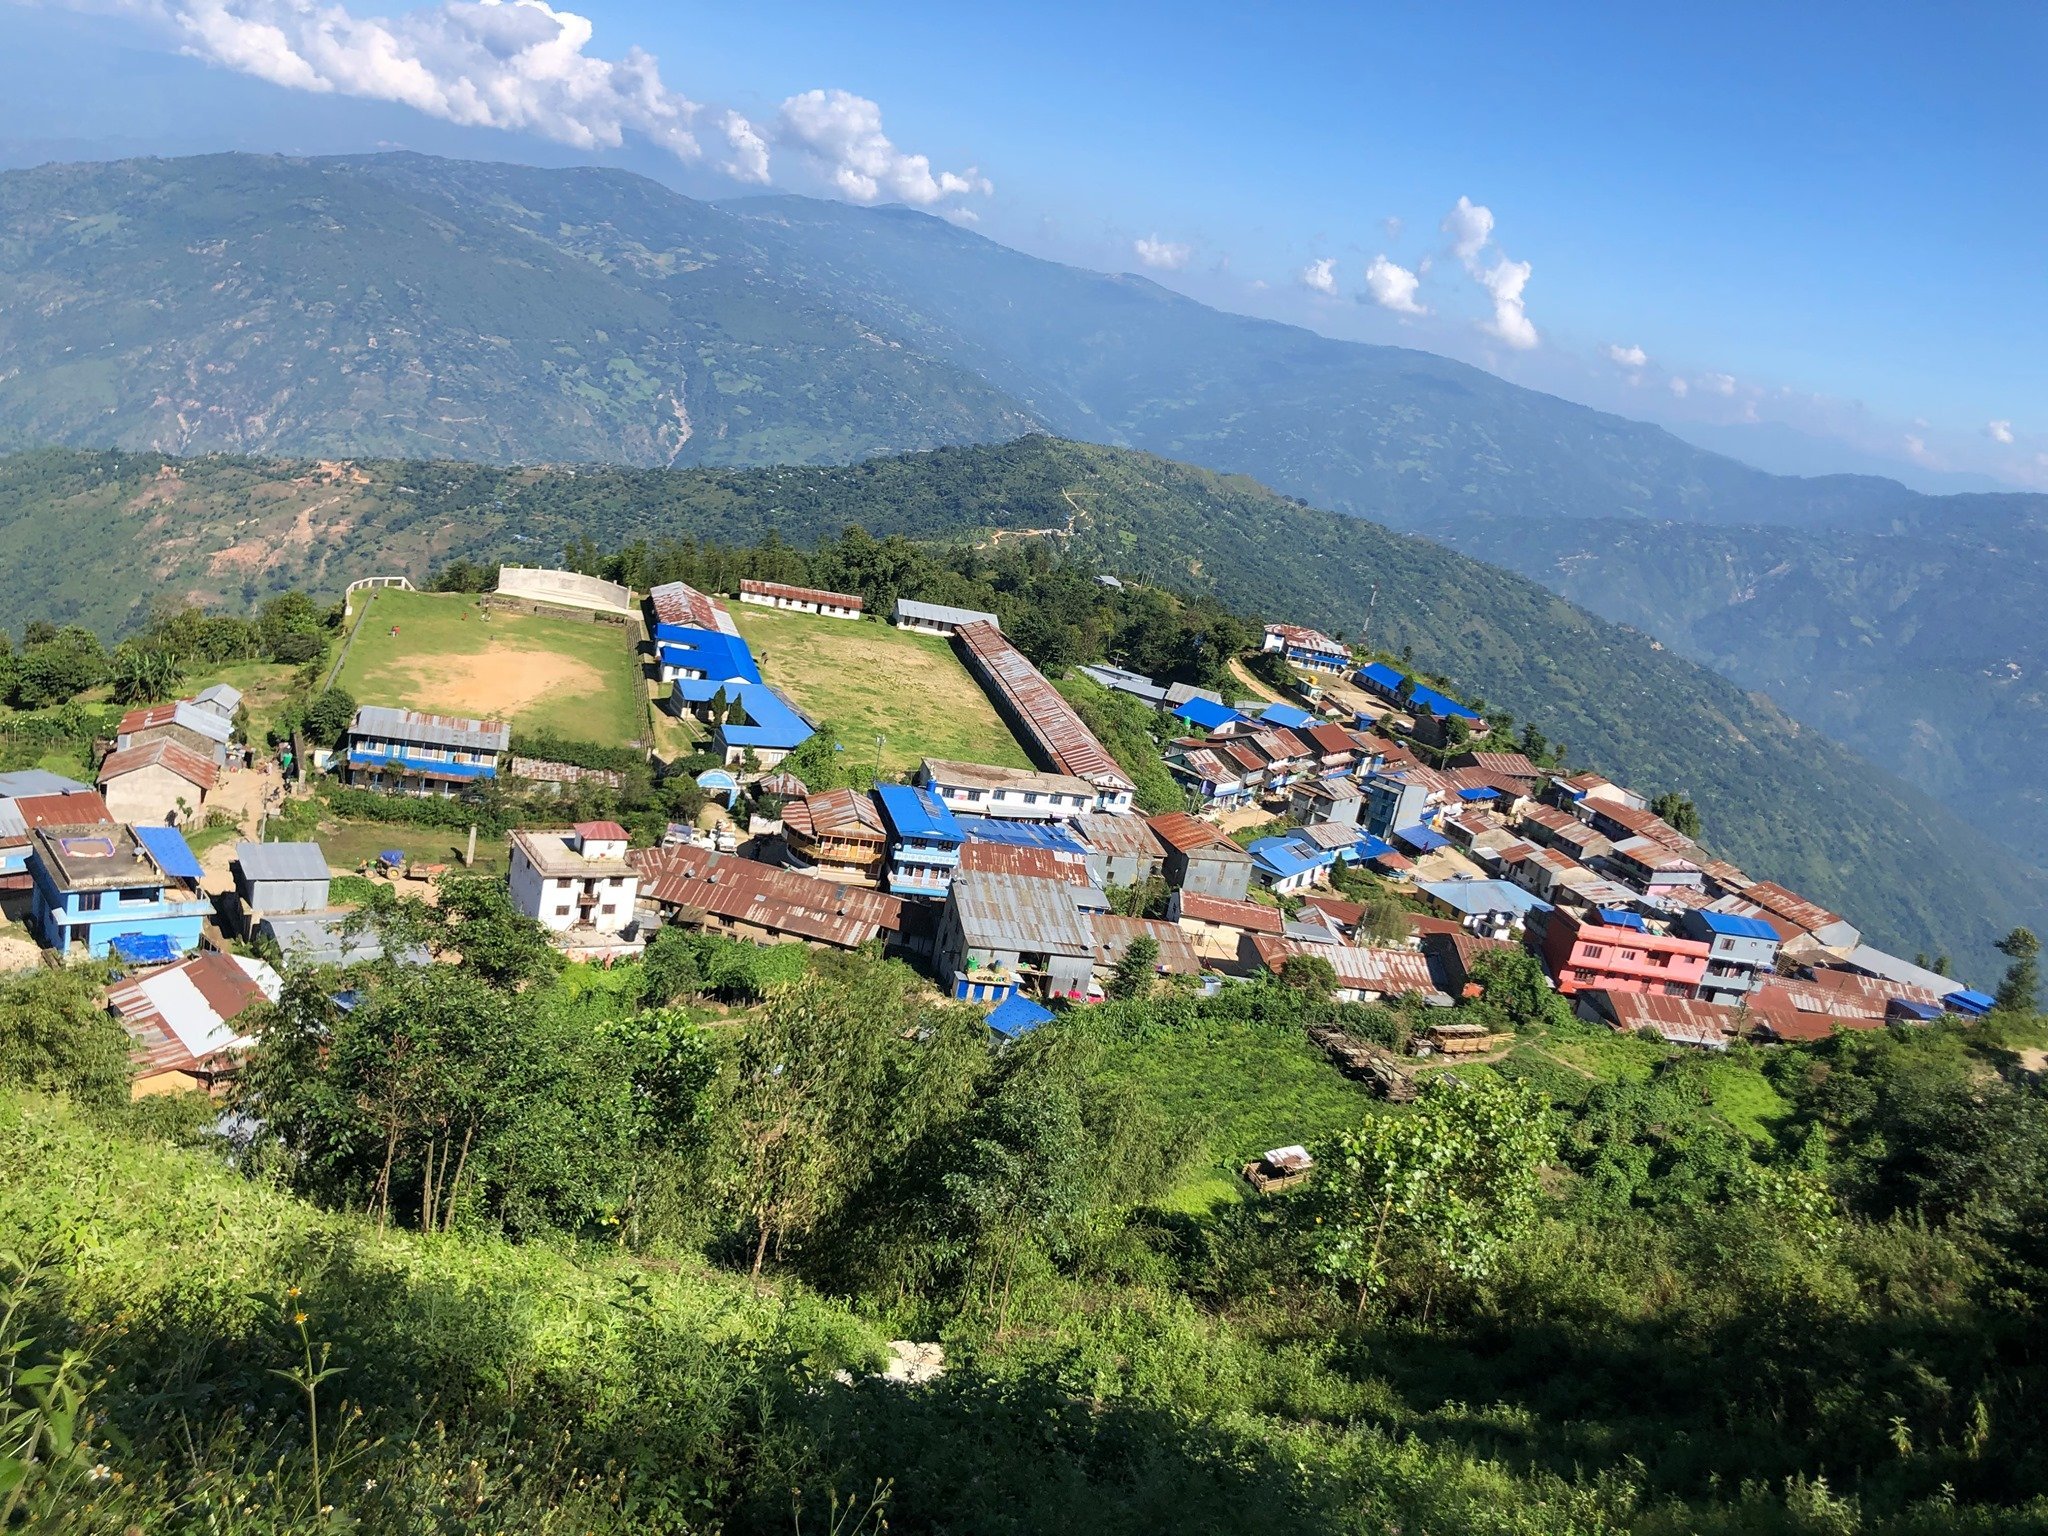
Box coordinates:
[335,587,645,746]
[727,604,1029,774]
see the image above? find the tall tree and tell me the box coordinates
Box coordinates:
[1995,927,2041,1013]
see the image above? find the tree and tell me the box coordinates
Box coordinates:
[0,968,133,1109]
[10,627,108,708]
[255,591,326,661]
[1105,935,1159,1001]
[1280,952,1338,999]
[300,687,357,746]
[1995,927,2040,1013]
[1463,947,1573,1030]
[108,646,186,705]
[1651,791,1704,841]
[1309,1077,1556,1317]
[1361,898,1410,948]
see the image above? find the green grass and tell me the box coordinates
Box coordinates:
[1085,1021,1380,1208]
[727,605,1030,776]
[313,818,508,878]
[335,588,646,748]
[187,658,305,742]
[1701,1056,1791,1144]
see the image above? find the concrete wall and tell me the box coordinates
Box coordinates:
[493,566,636,617]
[100,764,204,827]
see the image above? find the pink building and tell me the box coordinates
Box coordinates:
[1543,909,1709,999]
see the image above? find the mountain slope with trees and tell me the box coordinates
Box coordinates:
[0,435,2035,981]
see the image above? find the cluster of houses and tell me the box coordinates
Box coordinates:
[20,566,2000,1104]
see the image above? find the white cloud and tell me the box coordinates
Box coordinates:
[1363,254,1427,315]
[720,110,769,183]
[1988,419,2015,444]
[1439,195,1536,349]
[1605,343,1649,371]
[1132,234,1191,271]
[776,88,990,205]
[1475,256,1536,349]
[1700,372,1738,396]
[1383,214,1403,240]
[1904,433,1934,465]
[1668,377,1690,398]
[43,1,990,203]
[1299,256,1339,296]
[1440,195,1493,262]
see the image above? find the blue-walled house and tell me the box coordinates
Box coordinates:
[875,781,966,900]
[345,707,510,797]
[28,819,210,958]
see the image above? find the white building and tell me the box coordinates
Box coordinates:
[917,758,1097,823]
[508,822,639,938]
[739,579,864,619]
[892,598,1000,637]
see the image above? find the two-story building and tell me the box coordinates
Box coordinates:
[345,707,510,796]
[1148,812,1255,902]
[1542,908,1711,999]
[874,782,966,900]
[96,739,217,828]
[1261,623,1351,673]
[917,758,1097,823]
[782,789,889,883]
[509,822,639,940]
[1676,908,1782,1006]
[1361,769,1433,840]
[28,818,210,958]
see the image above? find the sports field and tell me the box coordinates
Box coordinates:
[335,588,647,747]
[728,605,1030,775]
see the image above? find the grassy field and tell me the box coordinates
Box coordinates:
[335,588,646,747]
[727,606,1029,775]
[1086,1020,1381,1213]
[313,817,509,878]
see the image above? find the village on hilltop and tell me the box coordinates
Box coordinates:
[0,561,1995,1101]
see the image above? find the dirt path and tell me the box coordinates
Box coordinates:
[981,487,1092,546]
[1226,656,1285,704]
[198,759,283,894]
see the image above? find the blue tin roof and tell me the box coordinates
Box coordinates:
[1259,702,1316,730]
[1353,662,1481,722]
[1457,785,1501,801]
[1174,696,1244,731]
[1248,834,1333,881]
[1596,907,1647,931]
[346,750,496,780]
[875,782,965,845]
[986,994,1055,1039]
[962,818,1087,853]
[1693,909,1780,941]
[657,626,761,684]
[1419,878,1552,918]
[673,679,814,751]
[1890,998,1945,1021]
[133,824,203,882]
[1944,988,1995,1016]
[1390,823,1450,853]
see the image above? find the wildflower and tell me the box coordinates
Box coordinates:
[363,1478,378,1492]
[88,1463,113,1483]
[286,1286,302,1299]
[293,1311,308,1325]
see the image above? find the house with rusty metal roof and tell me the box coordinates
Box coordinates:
[739,578,863,619]
[632,843,914,955]
[97,738,217,828]
[107,950,282,1098]
[937,868,1100,1001]
[950,622,1135,812]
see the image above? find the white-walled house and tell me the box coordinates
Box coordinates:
[508,822,638,938]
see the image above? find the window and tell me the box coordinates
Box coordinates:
[1023,792,1039,805]
[77,891,102,912]
[1582,943,1605,959]
[554,905,571,917]
[600,904,616,916]
[608,876,624,887]
[1620,949,1640,962]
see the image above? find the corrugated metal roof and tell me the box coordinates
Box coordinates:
[1072,813,1164,860]
[1147,812,1240,855]
[875,782,965,845]
[350,706,510,751]
[952,622,1134,793]
[1175,892,1284,934]
[649,580,727,631]
[894,598,999,629]
[949,869,1095,956]
[634,844,904,948]
[986,995,1053,1038]
[134,824,204,881]
[1089,913,1201,976]
[1690,909,1779,941]
[1251,935,1440,995]
[0,770,91,799]
[657,627,761,684]
[961,817,1088,852]
[98,738,217,791]
[235,841,329,882]
[741,578,863,610]
[957,841,1095,883]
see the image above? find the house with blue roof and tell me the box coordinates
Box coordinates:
[1354,663,1485,726]
[875,781,967,900]
[1172,695,1245,733]
[28,818,210,958]
[655,626,762,686]
[671,679,814,768]
[1246,833,1336,895]
[1676,908,1782,1006]
[1258,702,1318,732]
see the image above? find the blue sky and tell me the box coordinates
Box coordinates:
[6,0,2044,485]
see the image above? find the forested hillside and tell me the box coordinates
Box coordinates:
[0,436,2036,980]
[1438,502,2048,869]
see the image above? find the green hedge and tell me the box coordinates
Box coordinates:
[508,730,648,775]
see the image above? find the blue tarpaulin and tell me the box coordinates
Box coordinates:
[962,818,1087,853]
[987,995,1055,1040]
[1390,824,1450,853]
[133,824,203,882]
[378,849,406,868]
[108,932,179,965]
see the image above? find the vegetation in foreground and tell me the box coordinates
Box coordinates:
[3,893,2047,1534]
